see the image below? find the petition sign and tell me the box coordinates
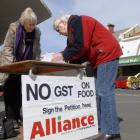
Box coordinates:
[22,75,98,140]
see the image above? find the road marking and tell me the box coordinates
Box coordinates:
[116,93,140,97]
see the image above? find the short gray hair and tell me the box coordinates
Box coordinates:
[19,7,37,25]
[53,15,70,31]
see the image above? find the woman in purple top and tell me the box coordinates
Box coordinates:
[0,7,41,128]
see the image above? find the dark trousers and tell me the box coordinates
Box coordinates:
[3,74,22,121]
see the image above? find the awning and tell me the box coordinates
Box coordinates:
[119,55,140,66]
[0,0,52,45]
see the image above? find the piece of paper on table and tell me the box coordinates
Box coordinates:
[41,52,65,63]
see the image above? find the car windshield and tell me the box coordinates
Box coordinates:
[136,74,140,79]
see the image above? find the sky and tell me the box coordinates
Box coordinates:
[38,0,140,54]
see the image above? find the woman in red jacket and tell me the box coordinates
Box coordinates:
[52,15,122,140]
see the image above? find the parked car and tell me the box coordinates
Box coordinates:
[115,76,127,89]
[127,76,139,89]
[115,74,140,90]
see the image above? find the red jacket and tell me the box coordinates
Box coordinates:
[62,15,122,68]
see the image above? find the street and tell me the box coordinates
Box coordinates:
[84,89,140,140]
[1,89,140,140]
[115,89,140,140]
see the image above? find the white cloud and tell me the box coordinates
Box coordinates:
[40,0,140,53]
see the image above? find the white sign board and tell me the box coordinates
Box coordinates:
[22,75,98,140]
